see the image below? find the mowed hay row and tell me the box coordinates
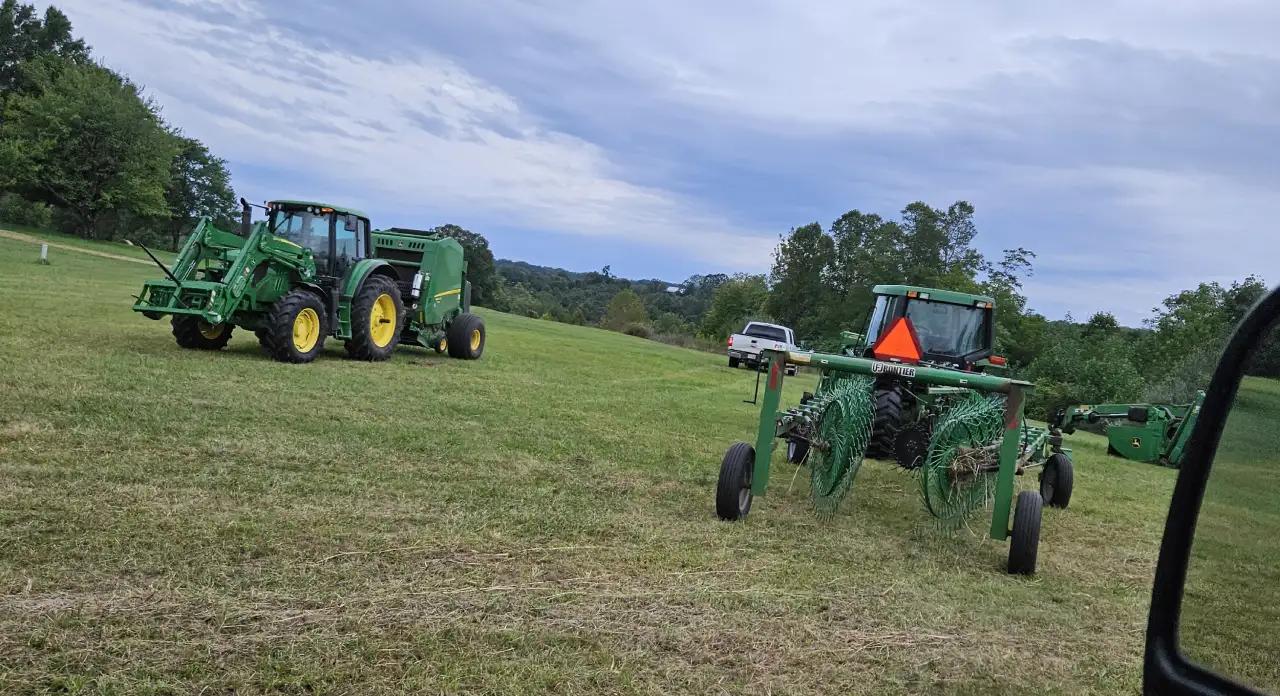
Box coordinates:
[0,235,1176,695]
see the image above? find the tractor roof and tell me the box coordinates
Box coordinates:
[872,284,995,307]
[268,200,369,219]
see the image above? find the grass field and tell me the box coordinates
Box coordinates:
[0,233,1188,694]
[1180,375,1280,693]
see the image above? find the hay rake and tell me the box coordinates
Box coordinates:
[714,349,1074,575]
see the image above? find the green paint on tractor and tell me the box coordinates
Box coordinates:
[130,199,487,363]
[836,284,1009,464]
[715,347,1073,576]
[1053,390,1205,469]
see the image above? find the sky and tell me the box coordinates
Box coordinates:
[48,0,1280,326]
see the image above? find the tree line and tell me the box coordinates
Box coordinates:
[470,199,1275,419]
[0,0,238,249]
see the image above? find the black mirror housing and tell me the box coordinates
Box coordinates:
[1144,283,1280,696]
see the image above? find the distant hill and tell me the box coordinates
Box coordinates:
[492,258,727,329]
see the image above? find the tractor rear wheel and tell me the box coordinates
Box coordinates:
[172,316,234,350]
[262,289,327,363]
[716,442,755,521]
[345,276,404,361]
[447,312,486,360]
[1039,452,1074,509]
[868,384,906,459]
[1007,490,1043,575]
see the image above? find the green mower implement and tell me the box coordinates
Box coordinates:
[840,285,1010,464]
[1052,390,1205,468]
[131,199,487,363]
[715,348,1073,576]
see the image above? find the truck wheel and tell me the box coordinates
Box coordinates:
[172,316,234,350]
[716,442,755,521]
[868,385,905,459]
[729,356,740,368]
[446,312,486,360]
[1007,490,1043,576]
[346,276,403,361]
[1039,453,1074,509]
[262,289,327,363]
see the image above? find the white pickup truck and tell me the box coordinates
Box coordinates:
[727,321,799,375]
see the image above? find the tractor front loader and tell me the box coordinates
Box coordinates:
[132,199,486,364]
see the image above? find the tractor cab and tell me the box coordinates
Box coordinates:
[859,285,1004,373]
[265,200,371,282]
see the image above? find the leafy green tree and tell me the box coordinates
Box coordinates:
[0,59,177,238]
[700,273,770,341]
[162,134,237,249]
[766,222,834,342]
[1027,324,1146,419]
[0,0,88,98]
[652,312,689,335]
[429,224,498,306]
[602,289,648,331]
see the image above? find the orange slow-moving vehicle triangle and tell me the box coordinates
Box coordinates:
[872,316,923,363]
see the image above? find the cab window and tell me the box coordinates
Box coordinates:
[271,209,331,271]
[334,215,367,276]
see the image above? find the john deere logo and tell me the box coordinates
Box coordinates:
[1131,437,1142,448]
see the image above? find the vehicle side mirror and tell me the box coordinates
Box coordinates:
[1145,283,1280,696]
[344,215,358,232]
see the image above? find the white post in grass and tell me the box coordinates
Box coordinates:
[38,243,49,265]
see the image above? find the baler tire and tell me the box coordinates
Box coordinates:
[345,276,403,361]
[716,442,755,521]
[868,385,905,459]
[171,316,234,351]
[1007,490,1043,576]
[446,312,486,360]
[1039,453,1074,509]
[262,289,327,363]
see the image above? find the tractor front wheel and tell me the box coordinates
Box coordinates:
[172,316,234,351]
[262,289,327,363]
[716,442,755,521]
[447,312,486,360]
[346,276,404,361]
[1039,452,1074,509]
[1007,490,1043,575]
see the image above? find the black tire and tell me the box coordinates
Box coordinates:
[893,421,932,470]
[171,316,234,350]
[1007,490,1043,575]
[715,442,755,521]
[345,275,403,361]
[432,334,448,354]
[786,437,809,464]
[868,385,905,459]
[729,356,740,369]
[446,312,486,360]
[1039,453,1074,509]
[261,288,327,363]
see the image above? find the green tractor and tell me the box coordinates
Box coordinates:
[131,199,486,363]
[824,285,1009,466]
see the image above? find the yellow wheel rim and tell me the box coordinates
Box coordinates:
[439,338,447,352]
[369,294,396,348]
[470,328,482,351]
[198,321,224,339]
[293,308,320,353]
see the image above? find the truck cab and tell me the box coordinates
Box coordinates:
[728,321,798,374]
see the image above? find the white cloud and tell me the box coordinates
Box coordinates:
[458,1,1280,133]
[51,0,777,270]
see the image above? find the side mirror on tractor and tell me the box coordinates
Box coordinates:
[1143,282,1280,696]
